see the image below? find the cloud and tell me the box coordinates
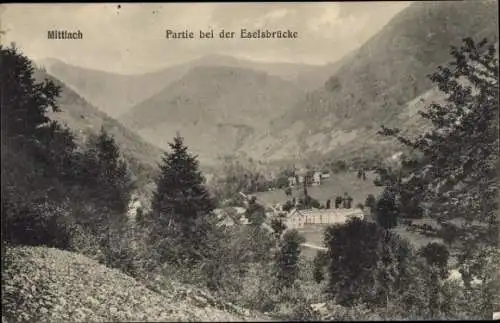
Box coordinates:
[2,2,411,74]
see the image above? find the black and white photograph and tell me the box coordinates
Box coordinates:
[1,1,499,321]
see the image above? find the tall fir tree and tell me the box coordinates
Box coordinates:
[150,133,216,264]
[82,126,134,216]
[1,44,60,142]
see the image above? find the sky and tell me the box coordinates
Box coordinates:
[1,2,411,74]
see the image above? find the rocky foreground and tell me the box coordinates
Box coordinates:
[1,246,272,322]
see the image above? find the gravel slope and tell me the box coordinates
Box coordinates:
[2,246,270,322]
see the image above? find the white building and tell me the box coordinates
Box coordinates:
[321,172,331,179]
[283,208,364,229]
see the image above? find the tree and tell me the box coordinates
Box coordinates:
[274,229,306,289]
[439,222,461,249]
[375,190,398,229]
[276,176,289,189]
[149,134,216,264]
[270,218,287,238]
[377,37,498,281]
[324,218,412,307]
[1,44,60,141]
[365,194,376,210]
[70,127,136,266]
[1,44,78,248]
[245,196,266,226]
[313,250,329,283]
[80,127,134,217]
[418,242,450,279]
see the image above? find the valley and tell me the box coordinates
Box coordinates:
[3,1,498,321]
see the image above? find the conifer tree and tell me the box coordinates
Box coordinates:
[150,133,216,264]
[1,44,77,248]
[82,126,134,216]
[1,44,60,141]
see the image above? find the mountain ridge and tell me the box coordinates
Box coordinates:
[37,54,341,119]
[118,64,307,165]
[32,67,165,193]
[239,0,499,163]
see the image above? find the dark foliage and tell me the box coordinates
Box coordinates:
[418,242,450,279]
[148,134,217,265]
[375,190,399,229]
[324,218,412,307]
[377,37,498,278]
[274,229,306,289]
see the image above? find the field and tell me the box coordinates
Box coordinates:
[254,171,383,208]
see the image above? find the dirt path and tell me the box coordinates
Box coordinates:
[300,243,327,251]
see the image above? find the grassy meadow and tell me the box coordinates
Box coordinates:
[254,171,383,207]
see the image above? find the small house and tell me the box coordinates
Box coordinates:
[213,206,247,227]
[288,176,297,187]
[312,171,322,186]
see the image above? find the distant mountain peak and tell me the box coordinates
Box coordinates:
[187,64,267,77]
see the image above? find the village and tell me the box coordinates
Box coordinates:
[210,166,371,252]
[126,163,374,253]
